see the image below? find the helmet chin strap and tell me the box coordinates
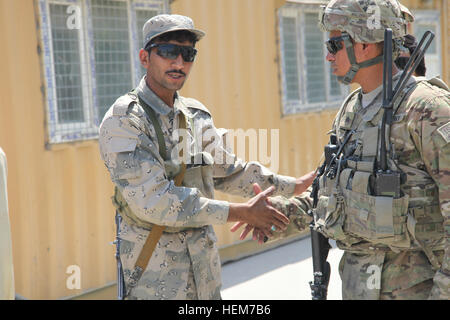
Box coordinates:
[337,32,384,85]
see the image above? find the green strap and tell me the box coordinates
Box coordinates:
[339,37,383,85]
[128,91,168,161]
[140,98,168,161]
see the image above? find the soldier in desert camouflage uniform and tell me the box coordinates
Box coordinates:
[98,14,315,300]
[234,0,449,300]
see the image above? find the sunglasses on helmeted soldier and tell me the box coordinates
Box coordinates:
[325,34,350,55]
[146,43,198,62]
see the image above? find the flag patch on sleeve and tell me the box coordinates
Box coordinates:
[437,122,450,144]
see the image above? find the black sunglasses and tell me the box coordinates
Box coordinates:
[147,43,197,62]
[325,34,350,55]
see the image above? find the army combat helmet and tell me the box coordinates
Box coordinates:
[318,0,414,84]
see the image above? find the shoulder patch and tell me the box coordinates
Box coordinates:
[182,97,211,115]
[437,122,450,144]
[112,94,137,116]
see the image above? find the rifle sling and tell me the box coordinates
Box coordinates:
[127,94,187,292]
[136,94,168,161]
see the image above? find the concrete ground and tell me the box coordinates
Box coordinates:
[221,236,343,300]
[71,235,343,300]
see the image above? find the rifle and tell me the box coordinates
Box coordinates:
[308,127,356,300]
[309,224,331,300]
[307,134,335,300]
[114,210,126,300]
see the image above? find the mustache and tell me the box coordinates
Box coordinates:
[166,69,186,76]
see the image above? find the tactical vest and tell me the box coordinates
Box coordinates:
[111,91,215,233]
[312,77,447,269]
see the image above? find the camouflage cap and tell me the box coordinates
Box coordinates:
[318,0,414,43]
[143,14,205,49]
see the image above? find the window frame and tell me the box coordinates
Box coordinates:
[130,1,167,85]
[411,10,442,78]
[278,3,349,116]
[38,0,169,144]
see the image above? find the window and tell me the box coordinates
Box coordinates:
[38,0,168,144]
[411,10,442,78]
[278,3,349,115]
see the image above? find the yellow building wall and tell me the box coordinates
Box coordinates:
[0,0,447,299]
[0,0,116,299]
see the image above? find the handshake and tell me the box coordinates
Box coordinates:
[227,171,316,244]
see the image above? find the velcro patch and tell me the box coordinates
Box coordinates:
[437,122,450,144]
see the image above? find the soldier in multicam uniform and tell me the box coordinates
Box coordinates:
[235,0,449,300]
[98,14,315,300]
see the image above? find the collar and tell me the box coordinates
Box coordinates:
[135,76,179,116]
[361,86,383,109]
[360,71,404,122]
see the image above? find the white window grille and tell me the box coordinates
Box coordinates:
[38,0,169,144]
[411,10,442,79]
[278,3,349,115]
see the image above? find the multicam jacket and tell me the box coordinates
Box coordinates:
[98,76,297,300]
[271,73,450,300]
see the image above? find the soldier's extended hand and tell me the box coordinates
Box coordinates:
[293,171,317,195]
[228,185,289,238]
[230,183,277,243]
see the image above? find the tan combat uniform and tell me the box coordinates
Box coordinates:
[99,77,296,299]
[271,73,450,299]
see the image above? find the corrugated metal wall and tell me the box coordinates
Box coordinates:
[0,0,447,299]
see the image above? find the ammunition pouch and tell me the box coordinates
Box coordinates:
[313,192,347,242]
[313,172,360,247]
[342,188,410,250]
